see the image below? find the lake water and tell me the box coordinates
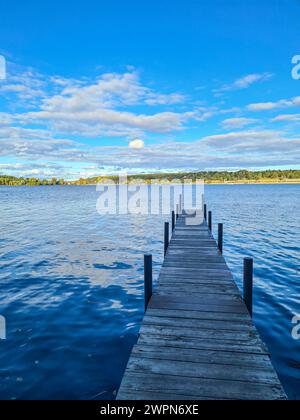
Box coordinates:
[0,184,299,400]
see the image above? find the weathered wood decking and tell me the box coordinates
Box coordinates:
[117,211,286,400]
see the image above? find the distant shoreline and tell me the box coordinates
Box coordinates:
[1,180,300,186]
[86,180,300,185]
[1,170,300,186]
[204,180,300,185]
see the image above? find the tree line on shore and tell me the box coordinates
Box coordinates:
[0,176,67,186]
[1,170,300,186]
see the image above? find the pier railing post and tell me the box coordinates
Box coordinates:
[243,258,253,317]
[204,204,207,221]
[172,211,175,231]
[176,204,179,220]
[144,254,153,312]
[218,223,223,254]
[208,211,212,231]
[164,222,170,257]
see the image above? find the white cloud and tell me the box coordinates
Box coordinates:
[0,67,48,106]
[145,93,185,105]
[0,162,75,179]
[0,112,13,124]
[23,109,187,136]
[7,71,194,137]
[95,130,300,170]
[201,130,282,149]
[129,139,145,149]
[1,64,299,178]
[221,117,257,129]
[271,114,300,122]
[41,71,185,111]
[0,66,217,149]
[215,73,273,95]
[233,73,273,89]
[248,96,300,112]
[248,102,277,111]
[0,84,27,92]
[1,126,300,176]
[0,126,84,162]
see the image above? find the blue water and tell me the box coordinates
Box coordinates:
[0,185,299,400]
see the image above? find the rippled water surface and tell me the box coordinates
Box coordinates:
[0,185,299,399]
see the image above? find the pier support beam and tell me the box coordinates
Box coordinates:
[204,204,207,221]
[164,222,170,257]
[144,254,153,312]
[208,211,212,231]
[179,194,182,214]
[243,257,253,317]
[218,223,223,254]
[172,211,175,232]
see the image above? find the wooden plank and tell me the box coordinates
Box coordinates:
[138,333,269,355]
[118,372,286,400]
[156,284,240,296]
[142,315,255,332]
[131,345,271,368]
[159,267,234,277]
[151,292,243,303]
[158,276,236,284]
[149,300,248,315]
[126,356,280,386]
[145,308,250,323]
[139,325,261,342]
[117,211,286,400]
[118,390,222,401]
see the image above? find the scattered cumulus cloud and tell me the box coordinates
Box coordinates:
[1,70,199,137]
[1,63,300,179]
[129,139,145,149]
[214,73,273,95]
[248,96,300,112]
[271,114,300,122]
[1,126,300,177]
[221,117,257,129]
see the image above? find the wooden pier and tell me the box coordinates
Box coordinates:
[117,209,286,400]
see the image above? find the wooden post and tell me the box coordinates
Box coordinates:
[208,211,212,231]
[172,211,175,231]
[179,194,182,214]
[164,222,170,257]
[144,254,153,312]
[176,204,179,220]
[204,204,207,221]
[178,195,181,214]
[243,258,253,317]
[218,223,223,254]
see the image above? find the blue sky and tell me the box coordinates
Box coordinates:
[0,0,300,179]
